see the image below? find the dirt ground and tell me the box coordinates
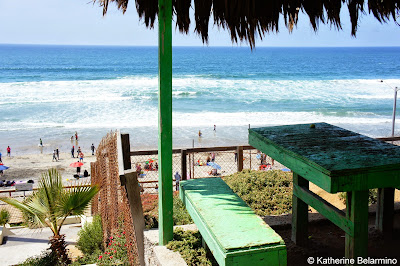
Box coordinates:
[272,210,400,266]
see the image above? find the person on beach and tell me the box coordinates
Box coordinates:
[0,152,2,162]
[198,130,202,137]
[214,125,216,131]
[76,163,81,176]
[79,152,84,162]
[6,146,11,157]
[39,138,43,146]
[56,148,59,160]
[71,146,75,158]
[211,152,215,162]
[75,131,78,141]
[136,163,142,174]
[70,136,74,141]
[91,143,95,155]
[174,171,181,191]
[52,150,57,162]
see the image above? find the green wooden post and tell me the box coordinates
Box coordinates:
[376,187,395,239]
[158,0,173,245]
[291,173,309,246]
[345,190,368,259]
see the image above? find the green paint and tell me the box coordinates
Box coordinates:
[376,188,395,238]
[293,183,354,236]
[345,190,368,259]
[180,178,286,266]
[291,174,309,246]
[249,123,400,193]
[158,0,173,245]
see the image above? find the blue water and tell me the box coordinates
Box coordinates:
[1,44,399,154]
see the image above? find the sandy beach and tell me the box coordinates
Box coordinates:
[0,152,96,187]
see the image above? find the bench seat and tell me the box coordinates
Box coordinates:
[180,178,287,266]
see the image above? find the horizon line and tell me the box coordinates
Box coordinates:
[1,43,400,49]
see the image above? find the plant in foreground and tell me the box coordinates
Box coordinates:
[97,230,129,265]
[76,215,103,255]
[0,209,10,226]
[0,168,99,264]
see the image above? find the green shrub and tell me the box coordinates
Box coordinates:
[224,170,293,216]
[70,250,102,266]
[173,193,193,225]
[339,189,378,206]
[167,228,216,265]
[18,251,59,266]
[0,209,10,226]
[142,192,192,229]
[97,230,129,266]
[76,215,104,255]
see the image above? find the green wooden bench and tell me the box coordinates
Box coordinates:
[179,178,287,266]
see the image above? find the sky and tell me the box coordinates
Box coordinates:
[1,0,400,47]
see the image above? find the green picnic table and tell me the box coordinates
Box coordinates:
[249,123,400,259]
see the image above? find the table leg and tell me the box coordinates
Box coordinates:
[376,188,394,240]
[345,190,368,260]
[292,173,309,246]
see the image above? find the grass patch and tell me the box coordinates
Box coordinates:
[166,228,217,266]
[224,170,293,216]
[142,192,193,229]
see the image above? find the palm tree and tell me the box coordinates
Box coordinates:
[0,168,99,264]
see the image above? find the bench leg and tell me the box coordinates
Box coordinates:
[376,188,394,240]
[291,173,309,246]
[345,190,368,260]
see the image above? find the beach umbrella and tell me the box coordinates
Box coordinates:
[69,162,84,168]
[208,162,221,170]
[0,165,9,171]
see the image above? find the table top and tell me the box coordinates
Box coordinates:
[249,123,400,192]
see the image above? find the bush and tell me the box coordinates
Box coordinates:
[224,170,293,216]
[18,251,59,266]
[71,250,102,266]
[142,194,159,229]
[0,209,10,226]
[76,215,104,255]
[166,228,216,265]
[97,230,129,266]
[141,192,192,229]
[339,189,378,206]
[173,193,193,226]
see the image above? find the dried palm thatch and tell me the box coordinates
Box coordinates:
[94,0,400,47]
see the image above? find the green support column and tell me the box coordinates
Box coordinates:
[345,190,368,260]
[158,0,173,245]
[291,173,309,246]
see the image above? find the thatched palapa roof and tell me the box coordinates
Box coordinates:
[96,0,399,47]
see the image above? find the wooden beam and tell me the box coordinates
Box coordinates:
[129,145,255,156]
[124,170,145,266]
[376,187,395,239]
[181,149,187,180]
[293,184,354,236]
[237,146,243,172]
[158,0,173,245]
[345,190,368,259]
[121,134,132,171]
[291,173,309,246]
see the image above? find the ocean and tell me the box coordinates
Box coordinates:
[1,44,399,154]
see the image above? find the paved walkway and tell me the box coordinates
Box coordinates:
[0,224,81,266]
